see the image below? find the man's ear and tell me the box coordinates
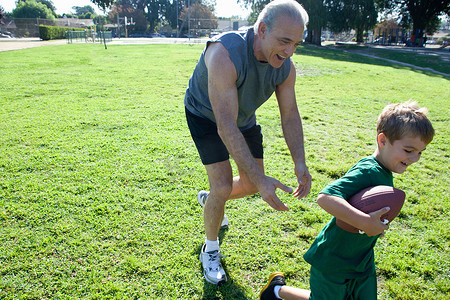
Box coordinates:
[377,133,387,148]
[258,21,267,38]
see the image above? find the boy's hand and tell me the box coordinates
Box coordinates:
[362,207,390,236]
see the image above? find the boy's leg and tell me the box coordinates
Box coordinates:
[278,286,310,300]
[260,272,310,300]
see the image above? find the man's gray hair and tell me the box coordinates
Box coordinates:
[253,0,309,33]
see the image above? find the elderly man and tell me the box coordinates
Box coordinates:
[184,0,311,284]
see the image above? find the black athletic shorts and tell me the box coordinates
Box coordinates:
[185,107,263,165]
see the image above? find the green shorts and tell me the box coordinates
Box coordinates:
[309,267,377,300]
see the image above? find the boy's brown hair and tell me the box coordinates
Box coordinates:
[377,101,435,144]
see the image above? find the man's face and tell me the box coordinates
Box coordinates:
[258,16,304,68]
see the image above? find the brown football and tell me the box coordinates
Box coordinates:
[336,185,406,233]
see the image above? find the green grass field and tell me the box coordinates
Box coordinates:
[0,43,449,299]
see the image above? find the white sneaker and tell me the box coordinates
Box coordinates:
[199,244,227,285]
[197,190,229,228]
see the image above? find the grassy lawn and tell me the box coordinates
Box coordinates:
[329,44,450,75]
[0,43,448,299]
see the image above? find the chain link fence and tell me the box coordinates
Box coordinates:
[0,18,95,38]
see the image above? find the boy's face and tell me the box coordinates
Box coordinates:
[377,134,428,174]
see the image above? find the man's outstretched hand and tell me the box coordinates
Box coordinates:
[257,176,292,211]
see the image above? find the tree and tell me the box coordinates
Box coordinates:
[108,2,149,34]
[144,0,170,33]
[37,0,56,13]
[90,0,116,10]
[244,0,269,25]
[325,0,377,43]
[73,5,96,16]
[377,0,450,46]
[179,1,218,35]
[0,6,4,23]
[16,0,56,13]
[300,0,326,45]
[239,0,324,45]
[92,0,216,33]
[12,0,55,19]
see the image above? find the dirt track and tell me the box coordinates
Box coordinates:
[0,39,67,52]
[0,37,204,52]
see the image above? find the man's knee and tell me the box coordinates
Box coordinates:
[209,182,233,204]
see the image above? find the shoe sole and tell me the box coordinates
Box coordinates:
[259,272,284,299]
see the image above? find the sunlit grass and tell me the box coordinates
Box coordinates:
[0,43,448,299]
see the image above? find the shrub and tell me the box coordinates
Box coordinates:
[39,25,82,40]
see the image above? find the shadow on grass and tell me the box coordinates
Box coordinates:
[196,228,251,299]
[296,45,450,80]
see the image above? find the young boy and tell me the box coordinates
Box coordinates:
[260,101,435,300]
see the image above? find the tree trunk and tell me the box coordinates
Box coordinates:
[411,26,424,47]
[355,27,364,43]
[305,25,322,46]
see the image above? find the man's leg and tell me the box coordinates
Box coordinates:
[204,158,264,239]
[204,160,234,240]
[199,160,233,285]
[229,158,264,199]
[200,159,264,285]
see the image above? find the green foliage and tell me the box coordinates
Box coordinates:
[0,5,5,21]
[377,0,450,45]
[91,0,116,10]
[0,43,448,299]
[12,0,55,19]
[38,25,81,40]
[37,0,56,14]
[72,5,96,16]
[325,0,377,43]
[300,0,327,45]
[179,2,218,32]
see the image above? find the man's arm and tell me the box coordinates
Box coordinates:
[275,60,311,199]
[204,42,290,211]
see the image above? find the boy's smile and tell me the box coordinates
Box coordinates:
[376,134,428,174]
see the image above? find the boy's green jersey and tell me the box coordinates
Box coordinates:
[303,156,393,278]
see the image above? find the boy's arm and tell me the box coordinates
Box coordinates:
[317,193,390,236]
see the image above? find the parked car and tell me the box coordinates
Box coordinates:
[151,33,166,38]
[0,30,14,38]
[129,32,152,38]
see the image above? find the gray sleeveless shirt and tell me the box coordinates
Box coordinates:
[184,28,292,130]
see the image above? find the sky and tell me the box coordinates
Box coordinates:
[2,0,251,18]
